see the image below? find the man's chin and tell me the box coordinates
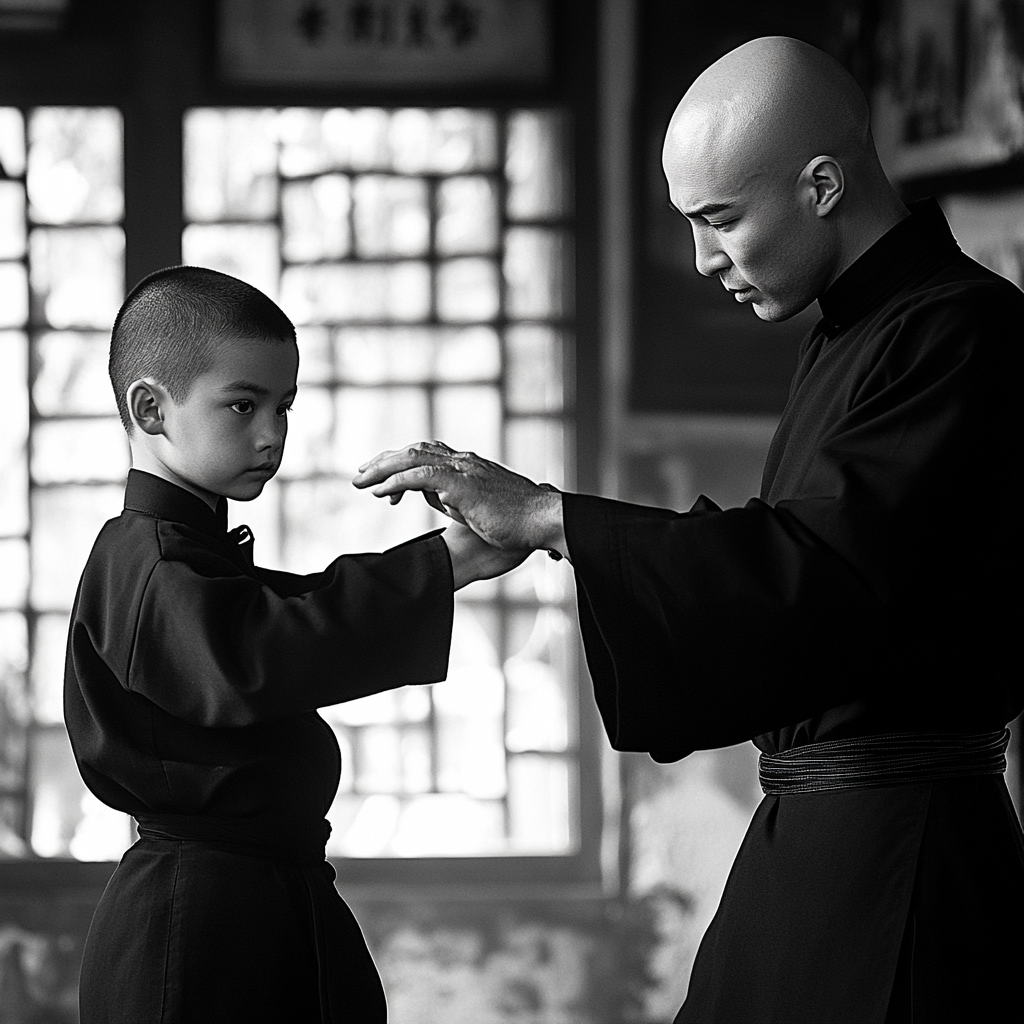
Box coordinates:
[752,298,809,323]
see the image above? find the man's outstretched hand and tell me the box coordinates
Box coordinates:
[352,441,569,559]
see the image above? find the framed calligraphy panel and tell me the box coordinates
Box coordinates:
[218,0,552,87]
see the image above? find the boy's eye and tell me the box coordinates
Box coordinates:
[230,400,254,414]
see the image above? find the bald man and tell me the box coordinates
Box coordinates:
[355,37,1024,1022]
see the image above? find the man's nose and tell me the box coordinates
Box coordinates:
[692,224,730,278]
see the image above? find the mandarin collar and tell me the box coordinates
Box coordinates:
[816,197,961,336]
[123,469,229,537]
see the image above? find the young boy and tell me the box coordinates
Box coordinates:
[64,266,523,1024]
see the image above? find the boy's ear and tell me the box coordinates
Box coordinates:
[127,379,166,437]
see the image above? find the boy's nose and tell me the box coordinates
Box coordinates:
[255,417,286,452]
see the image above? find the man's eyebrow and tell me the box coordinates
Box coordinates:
[673,200,734,219]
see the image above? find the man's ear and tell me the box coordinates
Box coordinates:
[127,379,166,437]
[801,155,844,217]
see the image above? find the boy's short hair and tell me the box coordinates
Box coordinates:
[110,266,296,433]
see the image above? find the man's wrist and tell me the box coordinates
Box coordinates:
[533,486,569,561]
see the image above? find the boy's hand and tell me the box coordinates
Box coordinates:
[353,441,568,559]
[441,522,529,590]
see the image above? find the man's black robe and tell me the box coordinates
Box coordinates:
[563,200,1024,1022]
[64,470,454,1024]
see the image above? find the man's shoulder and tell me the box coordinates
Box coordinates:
[913,252,1024,315]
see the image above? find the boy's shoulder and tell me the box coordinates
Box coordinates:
[77,471,244,609]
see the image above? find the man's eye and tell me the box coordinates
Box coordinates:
[277,402,293,416]
[230,400,254,414]
[709,219,735,230]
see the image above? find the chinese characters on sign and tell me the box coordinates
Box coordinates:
[220,0,551,86]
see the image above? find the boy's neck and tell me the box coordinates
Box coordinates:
[129,446,223,511]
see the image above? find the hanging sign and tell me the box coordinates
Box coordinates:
[219,0,552,86]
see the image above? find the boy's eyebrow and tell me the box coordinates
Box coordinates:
[218,380,297,397]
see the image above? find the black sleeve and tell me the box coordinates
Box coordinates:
[124,533,454,727]
[565,289,1023,761]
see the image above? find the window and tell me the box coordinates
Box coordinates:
[183,106,579,858]
[0,103,583,864]
[0,106,131,860]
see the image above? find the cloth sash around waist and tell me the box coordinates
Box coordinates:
[135,812,331,866]
[758,729,1010,795]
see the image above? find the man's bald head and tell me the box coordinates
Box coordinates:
[662,37,906,321]
[664,36,873,188]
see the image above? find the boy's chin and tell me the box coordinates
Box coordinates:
[224,478,271,502]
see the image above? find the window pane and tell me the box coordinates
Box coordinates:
[435,325,501,381]
[508,755,573,853]
[184,108,277,221]
[282,175,351,262]
[0,611,29,791]
[280,262,431,324]
[277,385,336,480]
[182,223,280,301]
[436,176,499,255]
[436,257,499,322]
[278,108,350,177]
[506,110,570,220]
[0,107,26,177]
[506,325,565,413]
[353,175,429,258]
[389,794,505,856]
[30,485,123,611]
[335,386,430,473]
[31,418,128,484]
[501,551,571,602]
[280,478,431,573]
[505,417,565,488]
[0,539,29,609]
[433,385,501,458]
[334,325,500,384]
[0,331,29,535]
[27,107,123,225]
[346,108,392,171]
[29,725,86,856]
[436,606,506,798]
[30,611,69,725]
[32,331,116,416]
[0,261,29,327]
[505,607,571,753]
[29,226,125,329]
[390,108,498,174]
[295,326,334,384]
[504,227,570,319]
[327,687,430,727]
[0,180,26,259]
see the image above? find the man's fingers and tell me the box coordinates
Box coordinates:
[369,464,454,499]
[354,449,434,487]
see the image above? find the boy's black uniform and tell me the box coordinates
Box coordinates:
[65,469,454,1023]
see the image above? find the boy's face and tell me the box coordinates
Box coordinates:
[154,336,298,505]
